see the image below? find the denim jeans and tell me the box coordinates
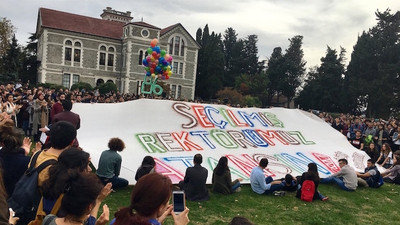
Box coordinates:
[231,182,241,192]
[98,175,129,189]
[321,176,353,191]
[263,176,284,194]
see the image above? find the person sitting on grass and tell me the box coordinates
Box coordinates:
[113,173,189,225]
[320,158,358,191]
[135,156,155,181]
[212,156,243,194]
[281,174,298,192]
[296,163,328,201]
[381,155,400,184]
[250,158,284,195]
[96,137,128,190]
[356,159,383,188]
[377,143,393,169]
[178,154,209,201]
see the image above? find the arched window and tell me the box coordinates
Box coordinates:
[98,45,115,68]
[168,36,185,56]
[64,40,72,61]
[139,50,143,65]
[96,79,104,86]
[73,41,81,62]
[64,40,82,63]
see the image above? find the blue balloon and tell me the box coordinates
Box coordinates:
[146,71,151,76]
[143,59,148,66]
[156,66,161,72]
[159,57,165,62]
[154,46,161,54]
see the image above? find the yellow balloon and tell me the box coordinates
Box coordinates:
[151,73,156,79]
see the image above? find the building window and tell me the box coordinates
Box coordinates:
[171,85,176,99]
[73,74,80,84]
[64,40,72,61]
[179,62,183,75]
[177,85,182,99]
[141,29,149,38]
[64,40,82,64]
[139,50,143,65]
[173,62,178,74]
[169,36,185,56]
[62,73,71,88]
[99,45,115,69]
[96,79,104,86]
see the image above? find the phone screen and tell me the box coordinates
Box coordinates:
[173,191,185,214]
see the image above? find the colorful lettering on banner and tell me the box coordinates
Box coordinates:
[161,156,194,167]
[288,131,316,145]
[224,109,249,127]
[227,130,257,148]
[192,105,214,128]
[276,152,331,175]
[238,111,269,127]
[140,76,163,95]
[136,133,167,153]
[172,131,203,151]
[156,133,183,152]
[275,131,301,145]
[259,112,284,128]
[242,129,269,147]
[252,154,293,176]
[312,153,340,173]
[207,156,249,181]
[190,131,216,149]
[256,129,289,146]
[173,102,197,129]
[154,158,184,183]
[352,152,366,170]
[210,129,238,149]
[227,154,263,177]
[204,106,228,129]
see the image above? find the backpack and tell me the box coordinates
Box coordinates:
[7,150,57,225]
[27,194,63,225]
[300,180,315,202]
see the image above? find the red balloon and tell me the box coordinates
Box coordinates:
[152,51,158,58]
[166,75,170,80]
[150,68,155,73]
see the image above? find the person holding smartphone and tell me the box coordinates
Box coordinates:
[113,173,190,225]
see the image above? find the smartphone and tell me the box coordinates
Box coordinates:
[173,191,185,215]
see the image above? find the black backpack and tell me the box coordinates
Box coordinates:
[7,150,57,225]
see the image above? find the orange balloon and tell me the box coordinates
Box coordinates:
[150,39,158,48]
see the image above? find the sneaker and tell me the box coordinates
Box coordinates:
[234,187,242,193]
[322,197,329,201]
[273,191,286,196]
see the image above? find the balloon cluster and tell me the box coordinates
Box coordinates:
[142,39,173,80]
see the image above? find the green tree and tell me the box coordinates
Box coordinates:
[0,35,21,82]
[266,47,285,106]
[0,17,15,57]
[195,25,225,100]
[281,35,306,107]
[346,9,400,117]
[242,34,260,75]
[223,27,239,87]
[20,33,38,83]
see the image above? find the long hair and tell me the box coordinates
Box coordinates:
[114,173,173,225]
[382,143,391,156]
[141,156,155,167]
[394,155,400,166]
[215,156,229,176]
[305,163,319,180]
[42,148,90,199]
[58,172,103,221]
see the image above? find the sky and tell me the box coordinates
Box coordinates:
[0,0,399,68]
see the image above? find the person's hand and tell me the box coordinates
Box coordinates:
[39,127,50,132]
[22,137,32,155]
[238,178,244,182]
[95,204,109,225]
[171,207,189,225]
[32,142,42,154]
[157,204,173,224]
[270,180,282,185]
[9,208,19,225]
[97,183,112,202]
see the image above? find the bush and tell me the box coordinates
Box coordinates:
[216,87,244,106]
[244,95,261,107]
[37,82,65,90]
[98,82,117,95]
[71,82,93,92]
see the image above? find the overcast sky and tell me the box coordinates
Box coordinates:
[0,0,399,68]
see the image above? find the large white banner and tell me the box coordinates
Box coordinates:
[73,99,369,184]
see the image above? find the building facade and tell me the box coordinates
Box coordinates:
[36,7,200,100]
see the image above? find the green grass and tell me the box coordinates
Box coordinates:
[102,183,400,225]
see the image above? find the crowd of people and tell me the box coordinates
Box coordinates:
[2,80,400,225]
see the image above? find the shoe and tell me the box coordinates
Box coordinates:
[322,197,329,201]
[273,191,285,196]
[234,187,242,193]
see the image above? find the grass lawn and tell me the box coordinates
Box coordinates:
[102,182,400,225]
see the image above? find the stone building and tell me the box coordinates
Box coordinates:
[36,7,200,99]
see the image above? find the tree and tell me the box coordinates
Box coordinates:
[296,46,346,112]
[0,34,21,82]
[0,17,15,57]
[242,35,260,75]
[346,9,400,117]
[281,35,306,107]
[195,25,225,100]
[20,33,38,83]
[266,47,285,106]
[223,27,238,87]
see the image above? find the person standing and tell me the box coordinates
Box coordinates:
[96,138,128,190]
